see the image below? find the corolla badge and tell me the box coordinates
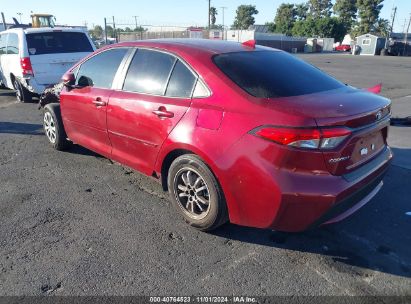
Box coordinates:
[376,110,383,121]
[329,156,350,163]
[360,148,369,156]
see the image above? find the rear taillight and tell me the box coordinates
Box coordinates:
[20,57,34,76]
[254,127,351,150]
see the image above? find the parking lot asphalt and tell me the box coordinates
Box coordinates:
[0,53,410,296]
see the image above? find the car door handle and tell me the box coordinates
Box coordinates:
[92,98,107,107]
[152,107,174,119]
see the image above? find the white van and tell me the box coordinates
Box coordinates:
[0,27,95,102]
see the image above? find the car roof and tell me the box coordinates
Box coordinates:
[112,39,281,56]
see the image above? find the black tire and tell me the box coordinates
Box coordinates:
[43,104,71,151]
[167,154,228,231]
[14,79,32,103]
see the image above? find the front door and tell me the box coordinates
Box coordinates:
[60,48,129,157]
[107,49,197,175]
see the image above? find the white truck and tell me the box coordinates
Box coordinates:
[0,27,95,102]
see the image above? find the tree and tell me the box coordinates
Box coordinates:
[333,0,357,30]
[232,5,259,30]
[292,17,346,41]
[374,18,390,36]
[308,0,332,18]
[274,3,296,36]
[266,22,276,33]
[89,25,103,39]
[295,3,309,20]
[134,26,146,32]
[292,18,316,37]
[105,25,114,38]
[210,7,218,28]
[314,17,346,41]
[355,0,384,35]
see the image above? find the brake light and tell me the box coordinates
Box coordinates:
[254,127,351,150]
[20,57,34,76]
[320,128,351,149]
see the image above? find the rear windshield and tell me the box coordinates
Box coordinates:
[26,32,93,55]
[213,51,344,98]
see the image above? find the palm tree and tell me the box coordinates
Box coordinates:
[210,7,218,28]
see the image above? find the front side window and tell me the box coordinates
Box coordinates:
[213,51,344,98]
[165,60,197,98]
[76,48,128,89]
[6,33,19,55]
[123,49,176,95]
[26,32,93,55]
[0,34,6,55]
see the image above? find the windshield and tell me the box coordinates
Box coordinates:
[26,32,93,55]
[213,51,344,98]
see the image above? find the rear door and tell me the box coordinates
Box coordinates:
[25,31,95,85]
[107,48,196,175]
[61,48,129,157]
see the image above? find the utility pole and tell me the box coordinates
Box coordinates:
[390,6,397,36]
[221,6,227,40]
[386,6,397,48]
[104,17,108,44]
[404,14,411,56]
[16,12,22,23]
[208,0,211,30]
[112,16,117,42]
[1,12,6,30]
[133,15,138,30]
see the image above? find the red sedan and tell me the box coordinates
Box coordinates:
[42,40,392,232]
[335,44,351,52]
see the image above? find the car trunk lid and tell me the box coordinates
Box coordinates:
[265,87,391,175]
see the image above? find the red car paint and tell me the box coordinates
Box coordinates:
[59,40,392,232]
[335,44,351,52]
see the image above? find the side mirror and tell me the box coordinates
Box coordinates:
[77,75,93,88]
[62,72,75,87]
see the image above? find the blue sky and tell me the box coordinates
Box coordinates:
[1,0,409,32]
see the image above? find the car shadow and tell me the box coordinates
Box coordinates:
[0,121,43,135]
[0,90,16,97]
[66,145,103,158]
[0,89,39,102]
[391,118,411,127]
[212,148,411,279]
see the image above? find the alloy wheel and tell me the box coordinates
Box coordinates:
[173,168,211,220]
[44,112,57,144]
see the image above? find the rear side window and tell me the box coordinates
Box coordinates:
[25,32,93,55]
[6,33,19,54]
[213,51,344,98]
[76,48,128,89]
[165,60,197,98]
[123,49,176,95]
[0,34,6,55]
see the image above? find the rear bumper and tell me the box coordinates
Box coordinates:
[270,146,392,232]
[19,76,47,95]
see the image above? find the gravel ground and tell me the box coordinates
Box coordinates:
[0,53,410,297]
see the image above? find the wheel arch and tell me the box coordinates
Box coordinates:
[159,147,214,192]
[10,73,16,88]
[44,102,61,113]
